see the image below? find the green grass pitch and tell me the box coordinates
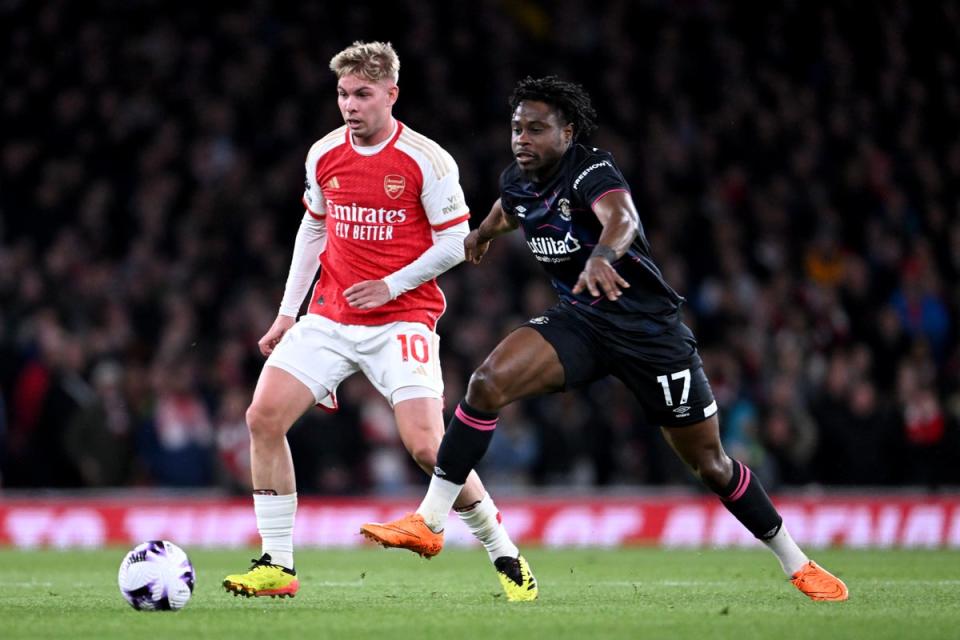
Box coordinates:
[1,547,958,639]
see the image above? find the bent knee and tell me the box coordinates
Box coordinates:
[465,365,509,411]
[409,444,438,471]
[399,429,439,472]
[694,451,733,489]
[245,403,288,440]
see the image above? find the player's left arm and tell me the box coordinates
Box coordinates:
[572,190,637,301]
[346,142,470,310]
[343,220,468,310]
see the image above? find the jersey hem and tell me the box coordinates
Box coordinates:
[305,307,441,332]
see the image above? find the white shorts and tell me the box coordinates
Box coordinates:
[265,314,443,409]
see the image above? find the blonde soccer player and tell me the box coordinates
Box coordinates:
[222,42,537,602]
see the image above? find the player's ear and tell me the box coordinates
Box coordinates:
[386,83,399,106]
[562,122,574,145]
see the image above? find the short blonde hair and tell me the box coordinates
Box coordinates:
[329,41,400,83]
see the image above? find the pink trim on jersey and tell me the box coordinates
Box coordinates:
[455,405,498,431]
[591,188,630,208]
[432,213,470,231]
[724,461,751,502]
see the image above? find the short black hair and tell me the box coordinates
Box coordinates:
[509,76,598,140]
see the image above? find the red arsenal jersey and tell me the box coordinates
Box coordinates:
[301,121,470,330]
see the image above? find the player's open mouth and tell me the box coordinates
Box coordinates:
[515,152,536,162]
[346,118,363,127]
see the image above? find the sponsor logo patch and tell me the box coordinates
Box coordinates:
[526,232,581,262]
[573,160,613,190]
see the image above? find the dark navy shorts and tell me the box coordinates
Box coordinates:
[523,303,718,427]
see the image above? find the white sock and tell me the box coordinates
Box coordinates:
[254,492,297,570]
[763,524,809,576]
[416,475,463,532]
[457,493,519,562]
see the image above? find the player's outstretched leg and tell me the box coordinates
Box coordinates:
[663,418,848,602]
[364,330,558,600]
[719,459,847,601]
[361,398,495,557]
[362,400,538,600]
[360,403,538,600]
[361,400,498,556]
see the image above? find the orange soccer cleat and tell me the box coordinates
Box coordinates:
[790,561,849,601]
[360,513,444,558]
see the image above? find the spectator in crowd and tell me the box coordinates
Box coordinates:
[63,360,133,487]
[2,1,959,491]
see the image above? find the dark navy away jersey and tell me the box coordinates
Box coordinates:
[499,144,684,332]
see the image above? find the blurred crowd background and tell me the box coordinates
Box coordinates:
[2,0,959,495]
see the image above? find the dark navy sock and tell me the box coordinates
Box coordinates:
[716,459,783,540]
[434,401,498,485]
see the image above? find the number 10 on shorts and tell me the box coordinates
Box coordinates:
[397,334,430,363]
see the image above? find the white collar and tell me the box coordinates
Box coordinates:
[350,118,398,156]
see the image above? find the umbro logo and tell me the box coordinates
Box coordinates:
[433,466,447,477]
[529,316,549,325]
[673,405,691,416]
[514,205,526,218]
[325,176,340,189]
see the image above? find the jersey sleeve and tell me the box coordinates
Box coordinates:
[498,167,518,217]
[302,145,327,219]
[571,153,630,209]
[420,146,470,230]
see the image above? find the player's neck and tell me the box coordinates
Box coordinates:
[352,117,397,148]
[525,144,572,184]
[526,160,563,185]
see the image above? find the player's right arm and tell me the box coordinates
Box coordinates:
[259,211,328,356]
[260,143,331,357]
[465,198,519,264]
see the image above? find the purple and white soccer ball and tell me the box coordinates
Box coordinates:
[118,540,195,611]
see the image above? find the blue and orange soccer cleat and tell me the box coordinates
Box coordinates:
[222,554,299,598]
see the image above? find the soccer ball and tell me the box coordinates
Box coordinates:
[118,540,195,611]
